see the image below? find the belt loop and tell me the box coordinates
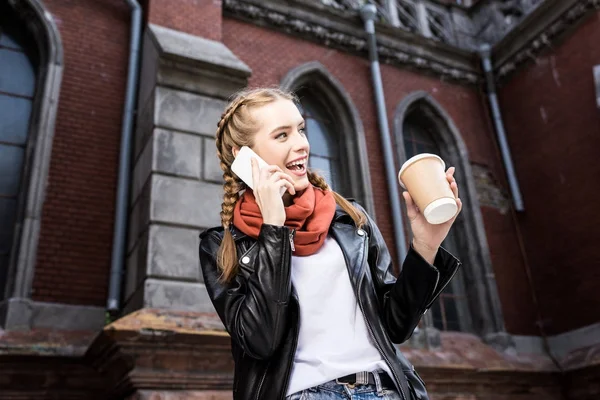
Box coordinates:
[373,371,385,396]
[357,371,369,385]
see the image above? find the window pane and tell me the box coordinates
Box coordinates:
[0,94,32,144]
[443,296,461,331]
[0,253,8,299]
[0,144,25,196]
[0,48,35,97]
[306,118,333,158]
[309,155,336,191]
[0,31,20,50]
[431,299,444,330]
[0,198,16,253]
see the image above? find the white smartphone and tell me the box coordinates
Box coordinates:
[231,146,287,196]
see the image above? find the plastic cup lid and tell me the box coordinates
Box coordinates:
[398,153,446,189]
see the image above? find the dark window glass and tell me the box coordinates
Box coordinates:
[298,92,344,192]
[403,111,470,332]
[0,49,35,97]
[0,94,33,144]
[0,10,37,298]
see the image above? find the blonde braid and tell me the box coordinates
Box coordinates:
[215,96,247,169]
[307,170,330,191]
[212,87,301,282]
[308,170,366,229]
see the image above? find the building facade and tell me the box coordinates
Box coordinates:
[0,0,599,398]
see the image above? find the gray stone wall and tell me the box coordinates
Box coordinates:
[123,25,251,315]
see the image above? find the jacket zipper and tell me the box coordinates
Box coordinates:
[254,362,269,400]
[289,230,295,252]
[280,292,300,399]
[256,228,295,400]
[352,233,407,400]
[423,260,460,311]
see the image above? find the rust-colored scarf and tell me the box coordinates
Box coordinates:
[233,185,336,256]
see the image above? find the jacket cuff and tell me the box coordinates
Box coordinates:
[393,245,441,312]
[433,246,461,274]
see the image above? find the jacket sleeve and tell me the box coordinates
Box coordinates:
[199,224,294,360]
[357,203,461,343]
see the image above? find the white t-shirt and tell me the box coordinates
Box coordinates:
[286,236,392,396]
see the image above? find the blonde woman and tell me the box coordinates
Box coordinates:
[199,88,462,400]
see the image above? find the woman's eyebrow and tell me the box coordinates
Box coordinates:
[269,121,305,134]
[269,125,291,134]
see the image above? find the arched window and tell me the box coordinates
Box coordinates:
[395,92,507,343]
[281,62,375,214]
[0,0,63,332]
[0,3,38,299]
[403,112,471,332]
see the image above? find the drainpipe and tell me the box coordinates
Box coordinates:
[479,44,524,211]
[107,0,142,312]
[360,4,408,262]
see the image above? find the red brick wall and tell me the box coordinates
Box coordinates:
[31,0,130,306]
[497,11,600,334]
[147,0,222,40]
[222,18,539,335]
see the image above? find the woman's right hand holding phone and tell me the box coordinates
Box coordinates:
[251,158,295,226]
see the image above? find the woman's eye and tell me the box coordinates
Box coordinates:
[299,127,306,136]
[276,132,287,139]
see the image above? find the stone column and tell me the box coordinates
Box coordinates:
[122,24,251,316]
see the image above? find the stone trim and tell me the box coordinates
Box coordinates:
[223,0,480,85]
[0,298,105,331]
[280,61,376,216]
[3,0,64,302]
[223,0,600,87]
[144,24,252,101]
[494,0,600,83]
[513,321,600,358]
[394,91,509,345]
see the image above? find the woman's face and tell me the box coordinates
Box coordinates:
[248,98,310,192]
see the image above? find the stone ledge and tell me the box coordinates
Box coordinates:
[1,310,599,399]
[146,24,252,99]
[0,298,105,333]
[149,24,251,79]
[402,331,559,372]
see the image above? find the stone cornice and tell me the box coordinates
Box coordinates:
[223,0,600,86]
[493,0,600,83]
[223,0,481,85]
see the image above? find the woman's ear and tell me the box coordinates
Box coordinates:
[232,146,240,158]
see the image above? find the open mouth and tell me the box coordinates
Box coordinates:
[285,157,308,176]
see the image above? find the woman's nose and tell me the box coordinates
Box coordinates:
[292,130,309,152]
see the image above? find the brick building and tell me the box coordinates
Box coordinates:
[0,0,599,399]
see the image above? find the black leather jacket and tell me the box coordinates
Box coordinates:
[199,203,461,400]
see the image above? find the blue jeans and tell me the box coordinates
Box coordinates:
[286,379,402,400]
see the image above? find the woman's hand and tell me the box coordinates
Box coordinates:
[402,166,462,263]
[251,157,296,226]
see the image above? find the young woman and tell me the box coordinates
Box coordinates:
[199,88,462,400]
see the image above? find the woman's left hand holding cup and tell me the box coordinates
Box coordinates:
[402,167,462,264]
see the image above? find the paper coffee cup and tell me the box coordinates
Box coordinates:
[398,153,457,225]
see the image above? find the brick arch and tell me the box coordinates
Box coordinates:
[394,91,511,348]
[2,0,64,306]
[280,61,375,215]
